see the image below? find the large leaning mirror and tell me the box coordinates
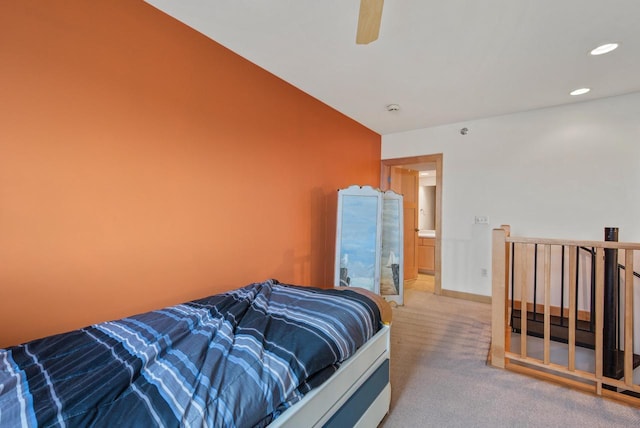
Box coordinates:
[380,190,404,305]
[335,186,404,304]
[334,185,382,293]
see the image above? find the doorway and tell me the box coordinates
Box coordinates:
[380,154,443,295]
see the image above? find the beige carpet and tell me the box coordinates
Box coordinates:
[380,288,640,427]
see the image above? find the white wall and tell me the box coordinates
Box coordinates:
[383,92,640,297]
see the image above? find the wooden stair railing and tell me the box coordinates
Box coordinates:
[490,225,640,405]
[510,245,600,349]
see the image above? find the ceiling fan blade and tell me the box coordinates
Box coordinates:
[356,0,384,44]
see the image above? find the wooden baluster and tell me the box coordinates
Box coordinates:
[594,247,604,394]
[543,244,551,365]
[517,243,528,358]
[568,245,577,371]
[503,225,511,362]
[624,249,634,386]
[491,227,508,368]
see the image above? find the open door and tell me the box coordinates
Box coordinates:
[381,154,442,295]
[389,167,419,281]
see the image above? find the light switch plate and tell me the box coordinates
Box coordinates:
[474,216,489,224]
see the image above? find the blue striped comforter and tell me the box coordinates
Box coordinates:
[0,280,381,427]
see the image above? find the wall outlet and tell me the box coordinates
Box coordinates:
[474,215,489,224]
[480,268,488,277]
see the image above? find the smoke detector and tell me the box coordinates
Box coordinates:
[386,104,400,112]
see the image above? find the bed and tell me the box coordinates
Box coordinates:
[0,279,391,427]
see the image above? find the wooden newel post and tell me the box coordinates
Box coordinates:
[491,226,510,368]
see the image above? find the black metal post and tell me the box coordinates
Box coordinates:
[603,227,619,379]
[510,243,515,331]
[560,246,565,327]
[590,248,596,333]
[533,244,538,321]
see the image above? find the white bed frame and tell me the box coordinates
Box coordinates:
[270,324,391,427]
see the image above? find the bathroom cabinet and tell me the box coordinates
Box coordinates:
[418,237,435,273]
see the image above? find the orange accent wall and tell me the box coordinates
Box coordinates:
[0,1,380,347]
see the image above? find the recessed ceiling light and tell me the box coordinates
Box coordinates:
[590,43,619,56]
[570,88,590,96]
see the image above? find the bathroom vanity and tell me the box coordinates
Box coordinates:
[418,230,435,273]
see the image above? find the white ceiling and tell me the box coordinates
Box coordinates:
[145,0,640,135]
